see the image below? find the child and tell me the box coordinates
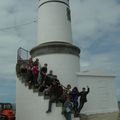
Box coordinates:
[63,95,73,120]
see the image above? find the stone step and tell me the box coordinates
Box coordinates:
[56,102,62,107]
[18,76,87,119]
[38,92,44,96]
[24,81,29,86]
[33,88,39,93]
[44,95,50,99]
[21,78,25,83]
[28,84,34,89]
[72,114,81,120]
[80,114,88,120]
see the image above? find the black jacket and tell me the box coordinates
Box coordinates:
[79,87,90,102]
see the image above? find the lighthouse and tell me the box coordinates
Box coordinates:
[30,0,80,86]
[16,0,119,120]
[16,0,80,120]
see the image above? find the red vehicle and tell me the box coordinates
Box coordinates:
[0,103,15,120]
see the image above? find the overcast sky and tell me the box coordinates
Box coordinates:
[0,0,120,103]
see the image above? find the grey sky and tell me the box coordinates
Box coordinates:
[0,0,120,103]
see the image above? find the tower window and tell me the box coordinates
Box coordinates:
[66,7,71,22]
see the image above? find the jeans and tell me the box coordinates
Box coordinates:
[48,95,57,111]
[78,101,85,113]
[65,112,71,120]
[33,74,38,85]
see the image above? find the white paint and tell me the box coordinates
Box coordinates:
[16,0,118,119]
[17,0,81,119]
[37,0,73,44]
[76,72,119,115]
[36,53,80,86]
[16,78,80,120]
[16,72,118,120]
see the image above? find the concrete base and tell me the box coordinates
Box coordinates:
[79,112,119,120]
[86,112,119,120]
[77,72,119,114]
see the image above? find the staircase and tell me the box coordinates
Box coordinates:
[16,47,87,120]
[16,74,86,120]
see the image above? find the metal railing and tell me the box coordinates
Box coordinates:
[16,47,30,77]
[17,47,30,61]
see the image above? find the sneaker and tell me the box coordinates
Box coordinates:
[74,113,80,117]
[46,110,51,113]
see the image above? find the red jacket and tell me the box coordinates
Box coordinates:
[32,66,39,75]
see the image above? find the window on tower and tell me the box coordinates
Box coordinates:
[66,7,71,22]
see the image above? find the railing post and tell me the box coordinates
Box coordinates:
[20,47,21,60]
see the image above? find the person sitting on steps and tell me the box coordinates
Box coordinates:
[45,70,54,87]
[39,70,54,93]
[40,63,48,85]
[27,58,34,83]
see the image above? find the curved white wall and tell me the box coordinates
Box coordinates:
[37,0,73,44]
[16,79,64,120]
[36,53,80,87]
[16,78,79,120]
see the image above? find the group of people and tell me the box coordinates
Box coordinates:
[18,58,90,120]
[62,85,90,120]
[19,57,48,87]
[45,82,90,120]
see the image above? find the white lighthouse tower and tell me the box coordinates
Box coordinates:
[30,0,80,86]
[16,0,80,120]
[16,0,119,120]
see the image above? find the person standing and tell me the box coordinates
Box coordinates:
[40,63,48,84]
[46,80,63,113]
[34,58,40,66]
[32,64,39,86]
[27,57,34,84]
[63,95,73,120]
[71,87,79,116]
[78,86,90,113]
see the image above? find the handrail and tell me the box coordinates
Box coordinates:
[60,84,67,90]
[19,47,29,52]
[16,47,68,90]
[17,47,30,61]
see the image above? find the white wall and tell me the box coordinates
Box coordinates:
[76,73,119,115]
[16,78,65,120]
[36,53,80,87]
[16,78,79,120]
[16,72,119,120]
[38,0,73,44]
